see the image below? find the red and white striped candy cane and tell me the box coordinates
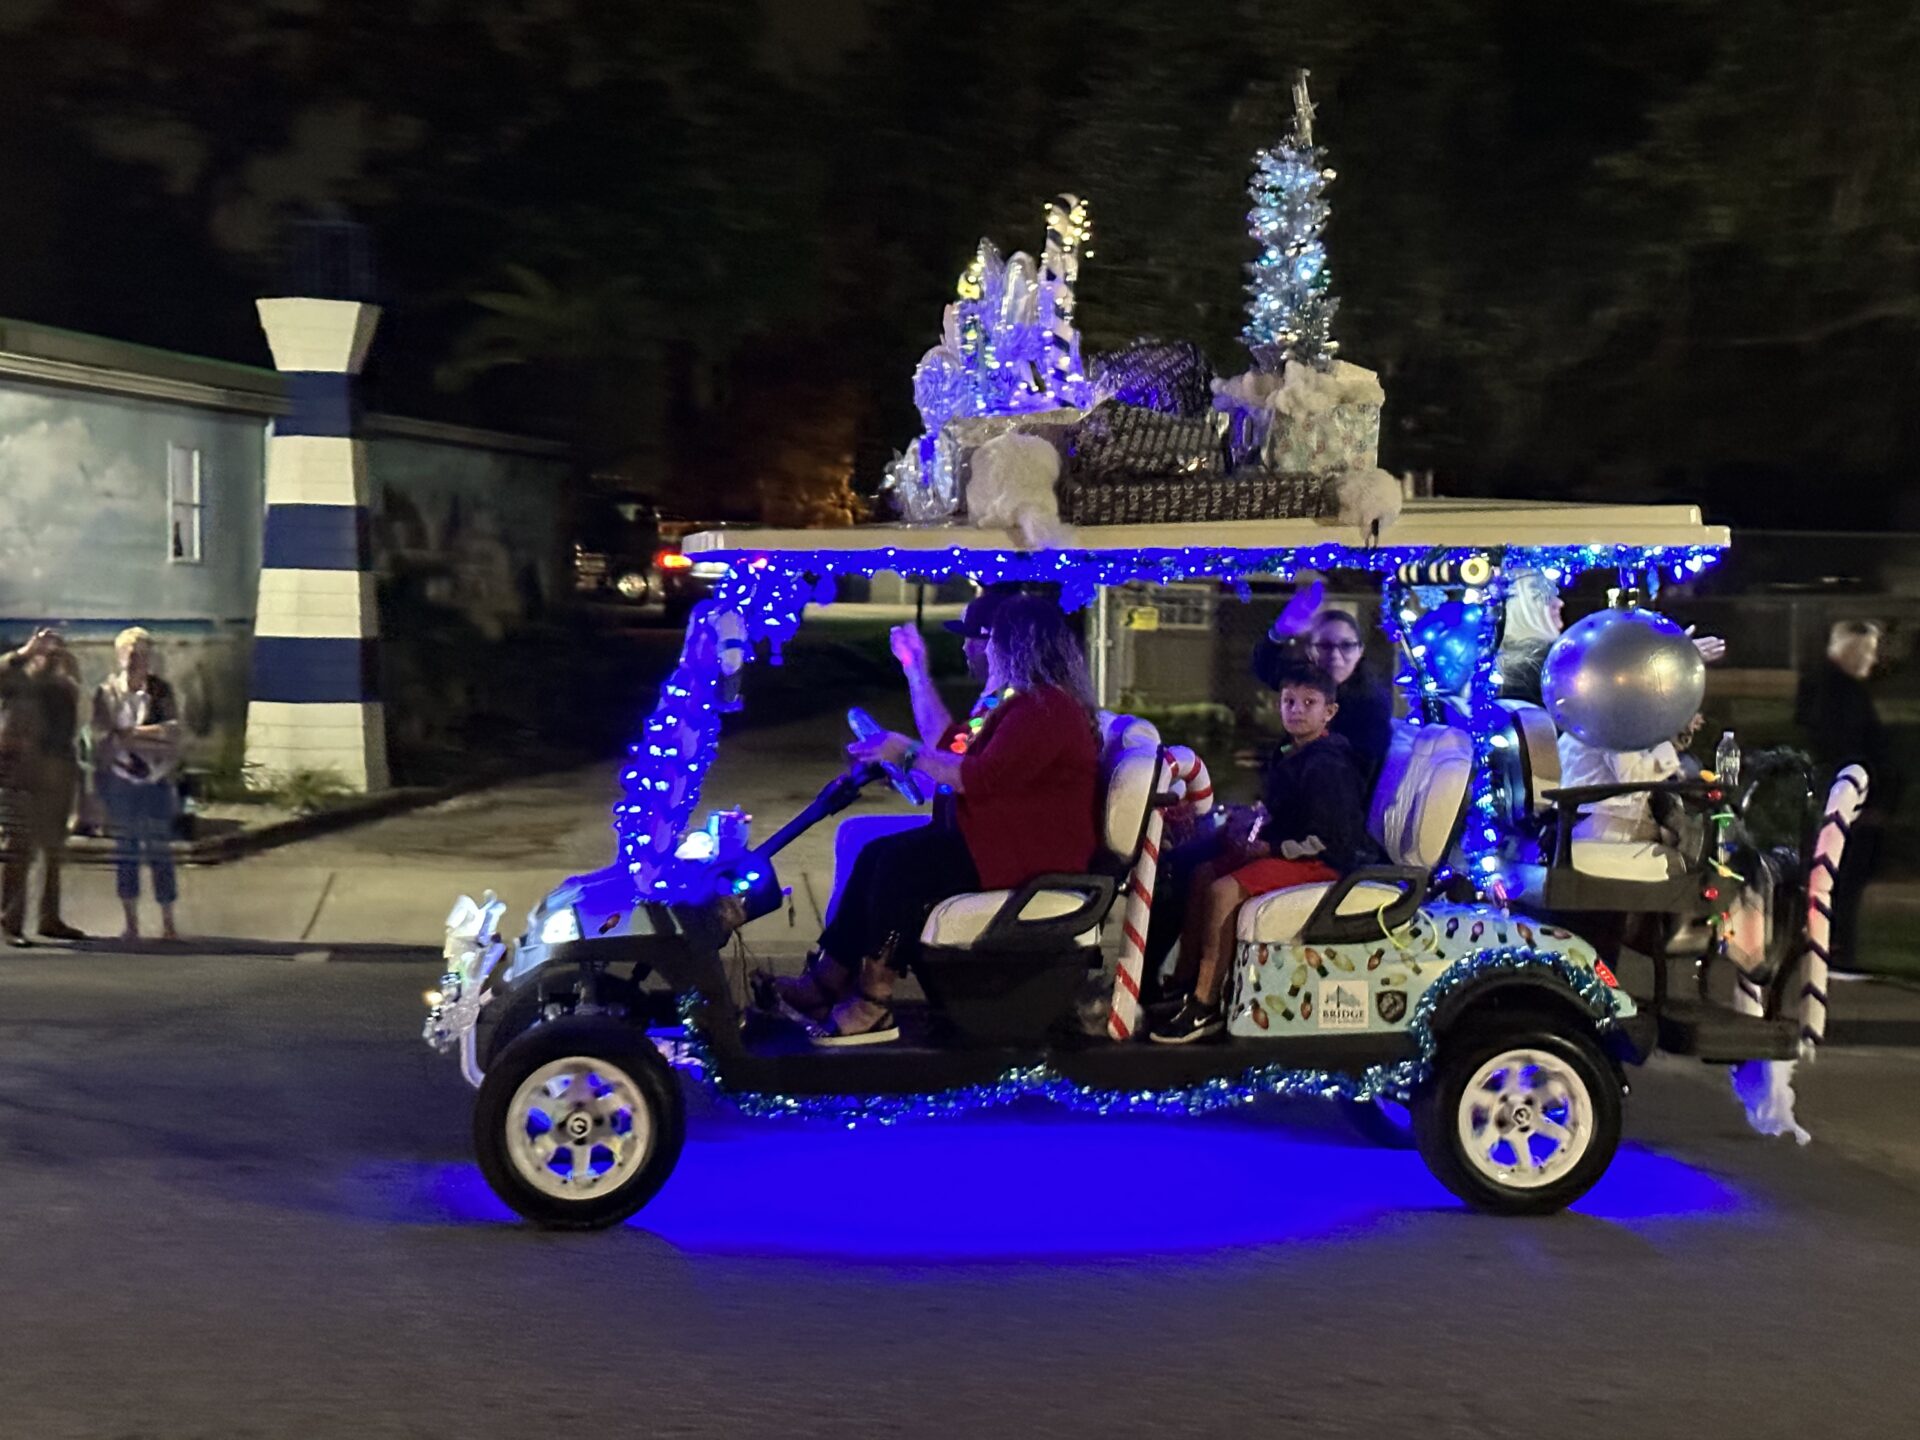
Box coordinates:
[1109,746,1213,1040]
[1791,764,1870,1056]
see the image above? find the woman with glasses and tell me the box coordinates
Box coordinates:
[1253,579,1394,778]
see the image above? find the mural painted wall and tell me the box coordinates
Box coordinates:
[0,377,265,750]
[0,371,574,766]
[0,379,264,625]
[364,432,567,642]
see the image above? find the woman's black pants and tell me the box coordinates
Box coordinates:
[818,821,980,974]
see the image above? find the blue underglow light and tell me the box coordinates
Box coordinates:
[415,1124,1741,1259]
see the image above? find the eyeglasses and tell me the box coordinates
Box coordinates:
[1310,641,1362,655]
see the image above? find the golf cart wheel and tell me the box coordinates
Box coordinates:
[1412,1024,1621,1216]
[1340,1096,1416,1149]
[473,1017,684,1230]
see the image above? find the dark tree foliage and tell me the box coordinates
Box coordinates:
[0,0,1913,523]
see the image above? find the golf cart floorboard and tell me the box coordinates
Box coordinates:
[1654,999,1798,1062]
[724,1019,1420,1097]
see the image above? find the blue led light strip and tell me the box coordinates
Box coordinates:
[671,946,1619,1124]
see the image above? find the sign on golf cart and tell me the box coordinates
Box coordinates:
[418,498,1849,1232]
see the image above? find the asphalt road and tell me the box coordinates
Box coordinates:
[3,950,1918,1440]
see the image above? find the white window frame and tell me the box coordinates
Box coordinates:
[167,443,204,565]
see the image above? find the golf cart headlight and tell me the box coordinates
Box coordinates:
[539,907,582,945]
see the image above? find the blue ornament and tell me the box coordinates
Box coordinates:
[1543,607,1706,751]
[1410,601,1484,694]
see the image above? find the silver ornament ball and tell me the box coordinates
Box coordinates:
[1541,608,1705,751]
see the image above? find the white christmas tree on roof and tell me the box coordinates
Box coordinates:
[1243,71,1339,373]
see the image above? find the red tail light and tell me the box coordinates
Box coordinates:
[656,549,692,572]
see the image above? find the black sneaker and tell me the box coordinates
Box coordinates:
[1150,998,1225,1045]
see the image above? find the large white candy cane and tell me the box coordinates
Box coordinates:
[1041,193,1091,398]
[1109,746,1213,1040]
[1793,764,1870,1056]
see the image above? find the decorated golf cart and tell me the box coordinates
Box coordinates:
[420,75,1861,1229]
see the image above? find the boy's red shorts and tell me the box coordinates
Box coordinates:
[1228,856,1340,895]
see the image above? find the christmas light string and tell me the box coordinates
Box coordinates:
[670,945,1622,1125]
[613,542,1724,902]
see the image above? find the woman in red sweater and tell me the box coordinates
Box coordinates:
[795,595,1101,1045]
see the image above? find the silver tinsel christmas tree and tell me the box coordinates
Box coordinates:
[1242,71,1339,373]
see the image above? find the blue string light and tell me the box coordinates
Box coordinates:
[669,945,1622,1125]
[615,541,1725,901]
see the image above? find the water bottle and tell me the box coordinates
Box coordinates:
[1714,730,1741,790]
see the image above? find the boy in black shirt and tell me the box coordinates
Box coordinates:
[1152,666,1376,1044]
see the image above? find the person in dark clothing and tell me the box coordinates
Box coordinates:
[1153,666,1380,1043]
[0,630,86,945]
[1795,619,1895,969]
[1252,583,1394,779]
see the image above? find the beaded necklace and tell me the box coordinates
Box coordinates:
[945,686,1017,755]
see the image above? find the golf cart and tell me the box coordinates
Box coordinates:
[423,500,1824,1231]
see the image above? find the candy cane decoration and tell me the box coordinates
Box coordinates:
[1791,764,1870,1056]
[1109,746,1213,1040]
[1725,880,1809,1143]
[1041,193,1091,402]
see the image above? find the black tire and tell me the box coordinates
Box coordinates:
[1412,1023,1622,1216]
[479,975,646,1071]
[473,1017,685,1230]
[479,988,548,1071]
[1340,1096,1417,1149]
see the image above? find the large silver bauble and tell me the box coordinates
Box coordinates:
[1541,608,1705,751]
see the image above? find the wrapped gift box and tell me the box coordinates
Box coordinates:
[1262,401,1380,475]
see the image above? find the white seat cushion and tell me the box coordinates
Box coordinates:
[1238,882,1409,944]
[1369,722,1473,869]
[922,890,1102,948]
[1569,840,1683,881]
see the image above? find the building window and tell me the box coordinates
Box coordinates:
[168,444,204,564]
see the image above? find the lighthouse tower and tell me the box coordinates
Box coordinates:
[244,219,388,792]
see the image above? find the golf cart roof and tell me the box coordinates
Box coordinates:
[683,497,1729,562]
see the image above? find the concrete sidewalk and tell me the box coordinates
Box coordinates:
[39,704,912,957]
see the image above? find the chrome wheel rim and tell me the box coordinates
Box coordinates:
[505,1056,653,1201]
[1456,1047,1593,1190]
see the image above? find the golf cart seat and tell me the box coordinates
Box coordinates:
[1495,700,1561,828]
[915,713,1162,1042]
[1238,721,1473,946]
[1481,703,1703,906]
[919,712,1160,952]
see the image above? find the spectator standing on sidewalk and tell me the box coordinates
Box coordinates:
[90,627,183,943]
[1795,619,1896,969]
[0,630,87,945]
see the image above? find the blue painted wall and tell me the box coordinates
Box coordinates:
[0,379,264,627]
[0,370,572,760]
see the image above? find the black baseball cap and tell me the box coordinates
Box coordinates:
[944,587,1016,638]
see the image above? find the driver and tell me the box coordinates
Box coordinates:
[783,596,1102,1046]
[809,585,1018,938]
[894,586,1018,758]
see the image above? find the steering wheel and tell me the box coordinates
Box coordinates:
[847,708,930,806]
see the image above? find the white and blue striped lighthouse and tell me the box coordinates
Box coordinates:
[244,221,388,792]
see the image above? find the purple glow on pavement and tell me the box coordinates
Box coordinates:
[413,1104,1744,1261]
